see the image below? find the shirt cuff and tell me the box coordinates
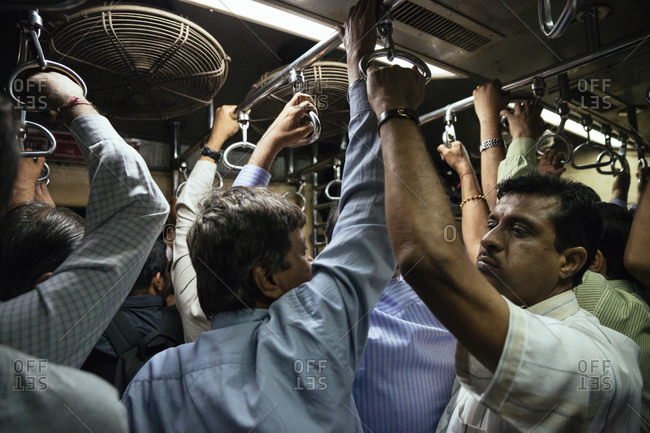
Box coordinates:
[348,79,372,117]
[232,165,271,187]
[507,137,536,157]
[610,198,628,208]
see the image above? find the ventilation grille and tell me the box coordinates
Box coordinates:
[48,5,229,120]
[249,61,349,140]
[393,1,491,52]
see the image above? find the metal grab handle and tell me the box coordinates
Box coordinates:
[38,162,50,185]
[283,181,307,212]
[294,111,321,147]
[223,141,256,171]
[538,0,581,39]
[324,179,341,201]
[20,120,57,157]
[8,60,88,110]
[536,131,573,164]
[223,112,256,171]
[442,109,456,147]
[571,141,614,169]
[358,10,431,84]
[358,49,432,84]
[596,151,626,175]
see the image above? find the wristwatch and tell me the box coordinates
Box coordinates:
[479,138,505,153]
[201,146,222,163]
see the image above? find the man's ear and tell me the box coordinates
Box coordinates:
[150,271,163,295]
[589,250,608,277]
[252,266,284,301]
[33,272,53,288]
[559,246,588,281]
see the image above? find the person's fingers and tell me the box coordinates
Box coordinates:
[437,144,449,159]
[499,109,512,120]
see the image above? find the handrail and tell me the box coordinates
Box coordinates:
[418,29,650,125]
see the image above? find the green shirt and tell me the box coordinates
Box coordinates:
[497,137,538,182]
[575,270,650,432]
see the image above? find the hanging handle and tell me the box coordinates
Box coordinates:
[358,12,431,84]
[538,0,581,39]
[223,112,256,171]
[282,181,306,211]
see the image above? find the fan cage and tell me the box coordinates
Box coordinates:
[48,5,229,120]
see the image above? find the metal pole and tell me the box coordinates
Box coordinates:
[235,0,407,113]
[418,29,650,125]
[172,121,181,197]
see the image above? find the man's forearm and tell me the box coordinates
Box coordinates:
[459,170,489,261]
[380,116,508,372]
[479,118,504,211]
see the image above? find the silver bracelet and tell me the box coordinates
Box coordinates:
[479,138,505,153]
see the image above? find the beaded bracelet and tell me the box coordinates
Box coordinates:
[55,96,94,121]
[459,194,484,209]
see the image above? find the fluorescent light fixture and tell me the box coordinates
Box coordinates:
[178,0,457,78]
[540,109,622,148]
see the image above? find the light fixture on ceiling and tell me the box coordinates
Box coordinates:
[540,109,622,148]
[177,0,457,78]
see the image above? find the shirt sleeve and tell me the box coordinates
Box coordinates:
[0,114,169,368]
[456,300,642,431]
[173,160,271,342]
[497,137,538,182]
[278,78,397,377]
[232,164,271,187]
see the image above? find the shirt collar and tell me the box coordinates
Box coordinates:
[211,308,270,330]
[527,290,580,320]
[122,295,165,308]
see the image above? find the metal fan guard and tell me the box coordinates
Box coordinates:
[249,61,349,140]
[48,5,229,120]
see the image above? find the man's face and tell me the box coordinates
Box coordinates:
[476,193,565,306]
[273,228,313,294]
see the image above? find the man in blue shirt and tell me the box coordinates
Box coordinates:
[122,1,398,431]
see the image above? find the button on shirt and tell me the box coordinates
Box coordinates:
[437,290,642,432]
[122,80,397,432]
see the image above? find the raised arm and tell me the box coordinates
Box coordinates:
[474,80,509,211]
[625,184,650,287]
[173,97,317,341]
[368,65,509,372]
[438,140,488,261]
[0,71,169,367]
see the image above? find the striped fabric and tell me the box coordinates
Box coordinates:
[0,115,169,368]
[353,276,456,433]
[232,164,271,188]
[575,270,650,433]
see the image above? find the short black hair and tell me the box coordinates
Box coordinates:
[596,202,634,281]
[0,97,19,213]
[187,187,306,318]
[325,201,339,244]
[130,237,168,296]
[497,173,603,286]
[0,202,85,300]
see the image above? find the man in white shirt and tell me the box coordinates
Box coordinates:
[366,64,642,432]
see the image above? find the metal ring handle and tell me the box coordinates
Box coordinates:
[174,181,186,198]
[37,162,50,184]
[538,0,581,39]
[570,142,613,169]
[223,141,257,171]
[596,151,625,175]
[213,170,224,190]
[442,125,456,147]
[20,121,57,157]
[282,191,306,211]
[536,132,573,164]
[8,59,87,110]
[358,49,432,84]
[294,111,321,147]
[324,179,341,201]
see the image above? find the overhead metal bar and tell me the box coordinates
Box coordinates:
[419,29,650,125]
[236,0,407,113]
[180,0,406,162]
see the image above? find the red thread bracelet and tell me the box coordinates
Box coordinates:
[55,96,93,120]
